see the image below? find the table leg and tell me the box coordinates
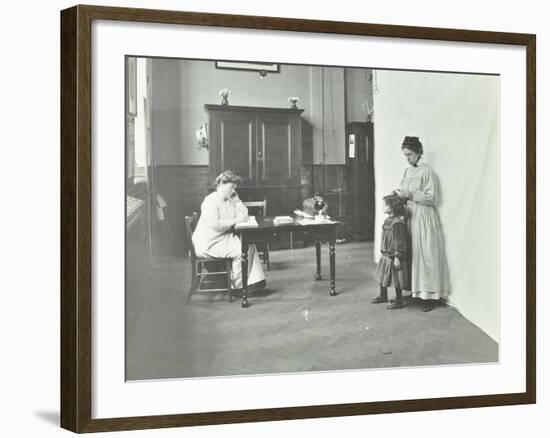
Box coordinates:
[315,240,322,280]
[241,241,250,308]
[329,238,337,296]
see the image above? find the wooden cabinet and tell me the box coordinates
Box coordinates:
[346,121,375,240]
[205,105,310,215]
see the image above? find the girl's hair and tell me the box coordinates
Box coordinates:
[214,170,243,187]
[401,136,423,156]
[383,194,407,216]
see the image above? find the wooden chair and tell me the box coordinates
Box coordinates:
[184,212,234,302]
[243,199,270,270]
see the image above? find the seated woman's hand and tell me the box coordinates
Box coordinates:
[230,191,241,202]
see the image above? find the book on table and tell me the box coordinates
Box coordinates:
[273,215,294,225]
[235,215,258,228]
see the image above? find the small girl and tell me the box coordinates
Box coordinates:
[370,194,410,309]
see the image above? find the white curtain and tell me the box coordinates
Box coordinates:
[373,70,500,341]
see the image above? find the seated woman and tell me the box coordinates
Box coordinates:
[192,170,266,291]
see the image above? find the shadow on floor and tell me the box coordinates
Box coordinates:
[34,411,59,427]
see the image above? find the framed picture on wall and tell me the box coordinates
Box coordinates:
[60,4,536,433]
[215,60,280,74]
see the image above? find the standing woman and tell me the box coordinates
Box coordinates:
[394,136,451,311]
[192,170,266,291]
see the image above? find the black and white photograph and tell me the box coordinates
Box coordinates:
[3,0,545,434]
[125,56,500,381]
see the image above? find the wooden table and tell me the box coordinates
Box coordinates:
[235,217,339,308]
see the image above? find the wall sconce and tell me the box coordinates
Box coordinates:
[259,69,268,78]
[196,124,209,150]
[361,100,374,122]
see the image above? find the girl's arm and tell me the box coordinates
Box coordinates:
[391,223,408,270]
[390,223,408,260]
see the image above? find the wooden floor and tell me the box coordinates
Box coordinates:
[126,241,498,380]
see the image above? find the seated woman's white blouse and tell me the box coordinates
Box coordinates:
[192,191,248,256]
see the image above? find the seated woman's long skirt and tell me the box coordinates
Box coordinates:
[196,233,265,289]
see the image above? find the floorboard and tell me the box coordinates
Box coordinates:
[126,242,498,380]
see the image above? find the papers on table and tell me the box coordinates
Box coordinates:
[296,218,335,225]
[234,214,335,228]
[293,209,314,219]
[235,215,258,228]
[293,209,333,224]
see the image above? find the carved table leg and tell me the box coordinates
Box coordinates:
[241,241,250,308]
[329,238,337,296]
[315,240,322,280]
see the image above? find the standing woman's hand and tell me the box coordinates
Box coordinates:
[394,189,412,199]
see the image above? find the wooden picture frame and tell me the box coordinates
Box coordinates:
[60,4,536,433]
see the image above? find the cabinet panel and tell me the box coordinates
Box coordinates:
[213,112,256,186]
[258,115,300,186]
[238,186,301,216]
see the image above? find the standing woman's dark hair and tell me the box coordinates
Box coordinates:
[401,136,424,155]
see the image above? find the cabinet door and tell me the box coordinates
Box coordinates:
[257,114,300,186]
[211,112,256,186]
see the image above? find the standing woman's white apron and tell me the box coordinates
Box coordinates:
[192,191,265,289]
[400,163,451,300]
